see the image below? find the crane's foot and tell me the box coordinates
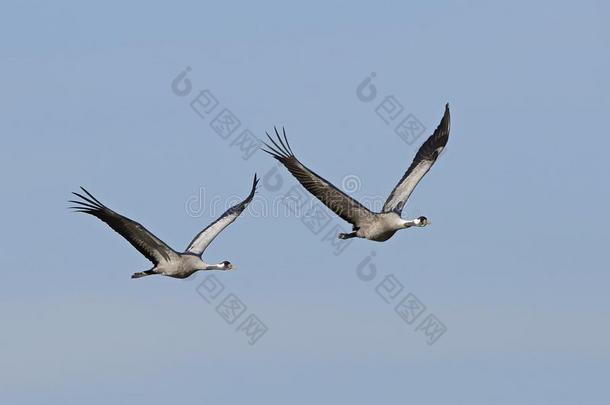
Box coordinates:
[131,269,156,279]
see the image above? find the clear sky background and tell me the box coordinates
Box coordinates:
[1,1,609,404]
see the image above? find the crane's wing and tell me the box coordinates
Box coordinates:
[70,187,180,265]
[185,174,258,256]
[383,104,451,215]
[262,128,374,226]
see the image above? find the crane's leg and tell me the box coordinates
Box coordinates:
[338,232,357,240]
[131,269,157,279]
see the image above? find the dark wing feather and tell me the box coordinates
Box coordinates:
[262,127,373,226]
[186,174,258,256]
[70,187,179,265]
[383,103,451,214]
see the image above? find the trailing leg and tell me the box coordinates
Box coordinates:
[131,269,157,279]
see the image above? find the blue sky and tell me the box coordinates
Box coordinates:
[1,1,609,403]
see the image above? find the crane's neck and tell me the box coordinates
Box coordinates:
[401,218,423,228]
[204,263,225,270]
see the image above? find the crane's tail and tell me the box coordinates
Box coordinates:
[131,269,156,279]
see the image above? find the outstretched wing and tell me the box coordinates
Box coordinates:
[262,127,374,226]
[185,174,259,256]
[70,187,180,265]
[383,104,451,215]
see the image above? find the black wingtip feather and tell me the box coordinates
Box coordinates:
[275,127,290,153]
[245,173,259,202]
[74,210,93,215]
[439,103,451,136]
[252,173,260,190]
[79,187,105,206]
[262,132,282,154]
[71,192,102,209]
[262,130,294,161]
[267,132,288,156]
[68,200,97,210]
[282,127,294,154]
[261,148,281,159]
[262,126,294,160]
[69,187,109,215]
[262,139,284,156]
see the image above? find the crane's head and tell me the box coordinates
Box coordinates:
[221,260,236,271]
[415,216,430,227]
